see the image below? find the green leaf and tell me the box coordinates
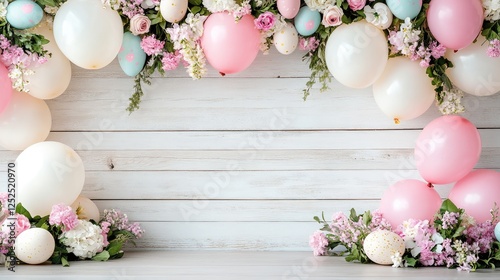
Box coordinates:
[61,257,70,267]
[313,216,321,223]
[349,208,359,222]
[35,216,50,228]
[16,203,33,220]
[191,6,201,14]
[362,211,371,226]
[107,240,124,256]
[440,199,459,213]
[92,251,110,262]
[405,257,417,267]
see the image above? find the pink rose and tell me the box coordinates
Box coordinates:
[129,14,151,36]
[254,11,276,31]
[347,0,366,11]
[15,214,31,236]
[322,6,344,27]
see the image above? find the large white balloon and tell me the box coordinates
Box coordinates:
[325,20,388,88]
[0,91,51,150]
[373,57,435,123]
[16,141,85,216]
[446,35,500,96]
[53,0,123,69]
[26,24,72,99]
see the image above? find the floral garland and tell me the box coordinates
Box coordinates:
[0,0,499,114]
[310,199,500,272]
[0,193,143,266]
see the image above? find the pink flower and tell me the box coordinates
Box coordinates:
[309,231,329,256]
[0,193,7,209]
[100,221,111,247]
[140,35,165,56]
[161,51,182,71]
[322,5,344,27]
[254,12,276,31]
[429,41,446,59]
[487,39,500,58]
[14,214,31,236]
[347,0,366,11]
[299,37,320,52]
[129,14,151,36]
[49,203,78,232]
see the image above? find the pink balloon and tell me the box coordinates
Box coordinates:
[380,179,442,229]
[0,63,12,113]
[449,170,500,223]
[201,12,260,75]
[415,116,481,185]
[427,0,484,50]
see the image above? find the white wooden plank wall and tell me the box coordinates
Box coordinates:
[1,49,500,251]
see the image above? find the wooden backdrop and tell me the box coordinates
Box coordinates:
[2,49,500,250]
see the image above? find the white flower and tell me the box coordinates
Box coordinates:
[391,251,404,268]
[102,0,120,10]
[437,87,465,115]
[141,0,157,9]
[304,0,335,12]
[483,0,500,22]
[0,0,8,19]
[364,3,392,29]
[202,0,238,13]
[60,220,105,259]
[185,13,207,40]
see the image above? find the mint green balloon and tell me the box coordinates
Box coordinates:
[386,0,422,20]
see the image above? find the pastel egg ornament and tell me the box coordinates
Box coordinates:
[273,23,299,55]
[118,32,147,77]
[363,230,405,265]
[495,222,500,241]
[160,0,188,23]
[15,228,55,265]
[386,0,422,20]
[294,6,321,36]
[6,0,43,30]
[277,0,301,19]
[53,0,123,69]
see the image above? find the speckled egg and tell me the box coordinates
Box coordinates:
[363,230,405,265]
[118,32,147,77]
[294,6,321,36]
[6,0,44,30]
[14,228,55,264]
[277,0,300,19]
[273,23,298,55]
[160,0,188,23]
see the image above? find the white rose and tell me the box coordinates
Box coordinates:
[129,14,151,36]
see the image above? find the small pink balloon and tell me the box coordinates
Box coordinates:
[0,63,12,113]
[380,179,442,229]
[201,12,260,75]
[415,116,481,185]
[427,0,484,50]
[449,170,500,223]
[277,0,300,19]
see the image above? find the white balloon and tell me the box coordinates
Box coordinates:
[446,35,500,96]
[0,91,51,150]
[325,20,388,89]
[71,196,100,222]
[26,24,72,99]
[373,57,435,123]
[15,228,55,265]
[16,141,85,216]
[53,0,123,69]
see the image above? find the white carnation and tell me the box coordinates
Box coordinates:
[483,0,500,22]
[202,0,238,13]
[60,220,105,259]
[304,0,335,12]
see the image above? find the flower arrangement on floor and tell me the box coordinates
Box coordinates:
[310,199,500,272]
[0,193,143,266]
[0,0,498,122]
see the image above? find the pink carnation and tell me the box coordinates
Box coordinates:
[140,35,165,56]
[49,203,78,232]
[15,214,31,236]
[161,51,182,71]
[254,12,276,31]
[487,39,500,58]
[100,221,111,247]
[347,0,366,11]
[299,37,320,52]
[309,231,329,256]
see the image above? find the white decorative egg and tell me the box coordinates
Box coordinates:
[6,0,44,30]
[160,0,188,23]
[273,23,298,55]
[15,228,55,264]
[363,230,405,265]
[71,196,101,222]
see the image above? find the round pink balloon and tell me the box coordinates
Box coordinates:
[0,63,12,113]
[415,116,481,185]
[201,12,260,75]
[427,0,484,50]
[380,179,442,229]
[449,169,500,223]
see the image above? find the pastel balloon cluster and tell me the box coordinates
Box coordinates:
[381,116,500,227]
